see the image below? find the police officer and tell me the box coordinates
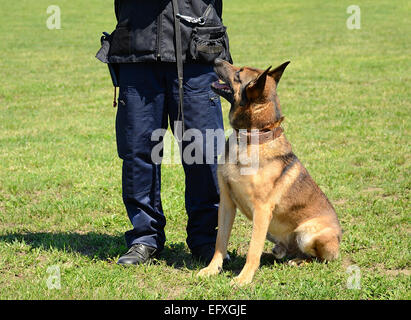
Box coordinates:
[97,0,232,265]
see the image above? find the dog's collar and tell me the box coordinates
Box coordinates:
[235,127,284,145]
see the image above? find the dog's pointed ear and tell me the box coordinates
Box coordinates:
[268,61,290,84]
[246,66,272,100]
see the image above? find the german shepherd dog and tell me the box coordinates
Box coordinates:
[198,59,342,285]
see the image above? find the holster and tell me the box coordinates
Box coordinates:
[95,32,119,87]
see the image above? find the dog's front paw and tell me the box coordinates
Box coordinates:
[230,274,253,286]
[197,265,221,278]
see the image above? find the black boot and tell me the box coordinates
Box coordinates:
[117,244,158,265]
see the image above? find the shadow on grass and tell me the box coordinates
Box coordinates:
[161,243,279,273]
[0,232,127,260]
[0,232,279,272]
[0,232,206,269]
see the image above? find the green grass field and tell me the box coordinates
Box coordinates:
[0,0,410,299]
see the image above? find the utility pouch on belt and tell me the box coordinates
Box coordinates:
[189,25,230,63]
[95,32,120,107]
[95,32,119,87]
[183,1,233,64]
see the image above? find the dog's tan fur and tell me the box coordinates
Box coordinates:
[197,59,342,285]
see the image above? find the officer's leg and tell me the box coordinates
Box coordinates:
[116,63,168,252]
[167,63,225,252]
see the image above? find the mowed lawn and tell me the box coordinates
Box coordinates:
[0,0,410,299]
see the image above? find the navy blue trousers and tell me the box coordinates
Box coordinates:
[115,63,224,252]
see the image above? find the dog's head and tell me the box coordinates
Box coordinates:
[211,59,290,130]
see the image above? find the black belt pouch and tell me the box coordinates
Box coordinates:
[187,4,233,64]
[95,32,120,87]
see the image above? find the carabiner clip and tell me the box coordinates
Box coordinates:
[176,14,205,25]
